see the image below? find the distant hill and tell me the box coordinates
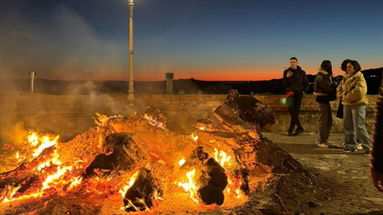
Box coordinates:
[1,67,381,95]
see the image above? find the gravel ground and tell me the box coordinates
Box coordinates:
[262,132,383,215]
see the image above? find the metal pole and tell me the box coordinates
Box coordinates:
[30,72,35,93]
[128,0,135,103]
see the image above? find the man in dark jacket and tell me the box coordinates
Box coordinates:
[283,57,309,136]
[371,74,383,192]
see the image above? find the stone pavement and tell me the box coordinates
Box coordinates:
[262,132,383,215]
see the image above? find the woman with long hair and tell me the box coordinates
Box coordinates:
[337,60,370,153]
[314,60,337,148]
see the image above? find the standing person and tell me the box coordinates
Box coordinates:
[283,57,309,136]
[336,59,352,119]
[337,60,370,153]
[314,60,337,148]
[371,73,383,192]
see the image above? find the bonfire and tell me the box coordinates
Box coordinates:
[0,91,329,214]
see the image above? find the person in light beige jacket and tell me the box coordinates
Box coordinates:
[337,60,370,153]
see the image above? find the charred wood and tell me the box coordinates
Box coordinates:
[123,168,163,212]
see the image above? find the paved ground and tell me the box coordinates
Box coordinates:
[262,132,383,215]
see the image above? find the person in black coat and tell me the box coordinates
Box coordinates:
[313,60,337,148]
[371,74,383,192]
[283,57,309,136]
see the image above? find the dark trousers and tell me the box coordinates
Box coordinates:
[318,103,332,143]
[288,93,303,133]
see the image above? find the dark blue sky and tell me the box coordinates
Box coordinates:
[0,0,382,80]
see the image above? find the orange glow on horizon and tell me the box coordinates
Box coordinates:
[37,64,373,82]
[46,67,287,82]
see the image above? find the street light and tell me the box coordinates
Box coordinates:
[128,0,135,103]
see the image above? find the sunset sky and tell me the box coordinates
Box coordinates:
[0,0,382,81]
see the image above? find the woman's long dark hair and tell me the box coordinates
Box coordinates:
[321,60,332,76]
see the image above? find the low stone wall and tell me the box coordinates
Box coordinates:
[0,90,378,140]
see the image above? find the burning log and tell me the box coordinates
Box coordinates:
[143,106,167,129]
[224,89,276,128]
[121,168,163,212]
[180,147,228,205]
[195,97,304,175]
[198,157,227,205]
[83,133,147,178]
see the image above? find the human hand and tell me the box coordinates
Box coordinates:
[285,91,295,98]
[371,168,383,192]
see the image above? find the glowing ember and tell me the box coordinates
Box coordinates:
[0,112,258,211]
[213,149,245,200]
[178,158,186,167]
[190,133,199,141]
[226,177,245,199]
[0,185,21,203]
[235,188,243,199]
[41,166,73,190]
[27,131,39,146]
[0,132,87,204]
[15,151,25,163]
[67,177,83,191]
[177,169,199,203]
[214,148,232,168]
[143,114,166,129]
[32,135,59,157]
[95,113,124,127]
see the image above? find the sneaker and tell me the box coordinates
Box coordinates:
[355,143,363,151]
[344,146,355,153]
[317,143,329,148]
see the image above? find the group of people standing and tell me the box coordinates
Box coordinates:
[283,56,383,192]
[282,57,370,153]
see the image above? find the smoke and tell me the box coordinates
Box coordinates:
[0,4,131,142]
[0,2,194,144]
[0,5,126,81]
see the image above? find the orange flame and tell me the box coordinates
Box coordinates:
[15,151,25,163]
[67,177,83,191]
[1,132,85,204]
[177,169,199,203]
[190,133,199,142]
[225,176,245,199]
[213,148,245,200]
[178,158,186,167]
[27,131,39,147]
[32,135,59,157]
[214,148,232,168]
[119,171,140,198]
